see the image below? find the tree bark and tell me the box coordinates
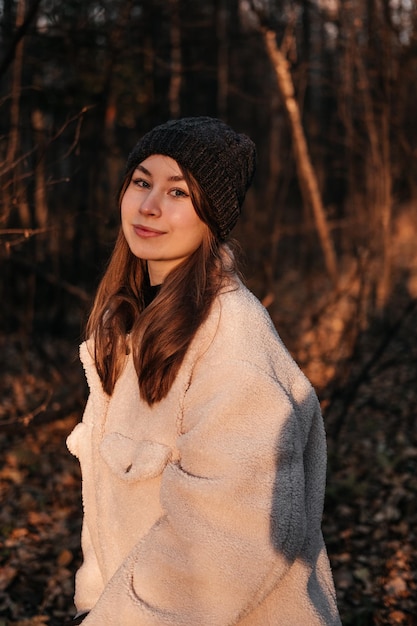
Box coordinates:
[31,109,48,231]
[348,0,393,310]
[262,28,338,284]
[216,0,229,119]
[0,0,42,79]
[168,0,182,119]
[3,0,31,227]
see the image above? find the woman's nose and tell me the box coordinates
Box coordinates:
[139,190,161,216]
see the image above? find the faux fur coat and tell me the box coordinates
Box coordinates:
[67,280,341,625]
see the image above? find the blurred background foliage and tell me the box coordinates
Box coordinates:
[1,0,417,341]
[1,1,417,624]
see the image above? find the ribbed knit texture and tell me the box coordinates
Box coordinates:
[126,117,257,240]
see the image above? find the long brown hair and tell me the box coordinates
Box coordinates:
[86,162,238,405]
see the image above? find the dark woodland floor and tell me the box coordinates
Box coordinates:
[1,283,417,625]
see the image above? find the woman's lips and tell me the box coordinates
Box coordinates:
[133,225,166,238]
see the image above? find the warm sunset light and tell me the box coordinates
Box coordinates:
[1,1,417,624]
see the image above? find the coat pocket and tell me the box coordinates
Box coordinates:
[66,422,87,459]
[99,432,172,483]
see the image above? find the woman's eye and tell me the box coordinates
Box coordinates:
[170,188,189,198]
[132,178,150,189]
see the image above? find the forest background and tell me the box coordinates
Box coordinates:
[1,0,417,624]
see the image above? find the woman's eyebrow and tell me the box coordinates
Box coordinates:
[135,164,185,183]
[135,164,151,176]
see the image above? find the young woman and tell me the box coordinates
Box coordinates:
[67,117,341,625]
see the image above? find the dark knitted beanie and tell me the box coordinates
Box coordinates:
[125,117,256,240]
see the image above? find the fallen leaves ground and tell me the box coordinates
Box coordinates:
[322,297,417,625]
[0,338,84,626]
[1,285,417,625]
[0,414,82,625]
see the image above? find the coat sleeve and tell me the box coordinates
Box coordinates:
[82,357,324,626]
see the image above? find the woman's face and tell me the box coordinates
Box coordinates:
[121,154,208,285]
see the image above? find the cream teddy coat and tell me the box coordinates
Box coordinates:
[67,280,341,625]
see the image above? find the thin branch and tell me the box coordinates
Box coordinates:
[0,106,93,178]
[8,255,91,303]
[0,227,48,236]
[0,388,52,429]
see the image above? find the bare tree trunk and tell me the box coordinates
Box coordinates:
[3,0,30,227]
[378,107,392,309]
[337,1,359,223]
[264,89,283,297]
[144,32,155,117]
[31,109,48,230]
[94,0,134,226]
[263,29,338,284]
[5,0,25,168]
[349,0,393,310]
[0,0,42,79]
[374,0,393,310]
[216,0,229,119]
[169,0,182,119]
